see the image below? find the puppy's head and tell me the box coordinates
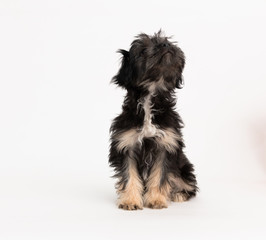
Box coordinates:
[112,31,185,91]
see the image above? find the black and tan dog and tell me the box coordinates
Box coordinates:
[109,31,197,210]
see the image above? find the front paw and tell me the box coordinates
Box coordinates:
[118,200,143,210]
[145,199,168,209]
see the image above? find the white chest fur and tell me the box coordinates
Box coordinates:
[138,93,158,138]
[140,92,157,137]
[115,83,180,153]
[137,85,165,141]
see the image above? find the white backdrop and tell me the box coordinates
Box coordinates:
[0,0,266,239]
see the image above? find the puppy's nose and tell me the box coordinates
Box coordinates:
[161,43,170,48]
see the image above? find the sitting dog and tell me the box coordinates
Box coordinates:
[109,31,197,210]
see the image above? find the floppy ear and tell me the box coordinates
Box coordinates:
[176,52,185,89]
[112,49,132,89]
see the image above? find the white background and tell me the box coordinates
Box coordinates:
[0,0,266,239]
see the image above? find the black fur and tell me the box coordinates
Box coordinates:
[109,31,197,210]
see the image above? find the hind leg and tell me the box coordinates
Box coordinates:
[170,177,197,202]
[170,153,198,202]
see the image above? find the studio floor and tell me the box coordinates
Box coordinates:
[1,172,265,240]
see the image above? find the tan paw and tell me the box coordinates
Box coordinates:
[171,192,188,202]
[146,200,168,209]
[118,201,143,210]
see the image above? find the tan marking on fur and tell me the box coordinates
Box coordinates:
[115,127,180,153]
[144,154,171,209]
[117,156,144,210]
[171,192,188,202]
[157,128,180,153]
[169,174,195,192]
[139,77,167,91]
[114,129,139,152]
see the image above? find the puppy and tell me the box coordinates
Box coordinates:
[109,31,197,210]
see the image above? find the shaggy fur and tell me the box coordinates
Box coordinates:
[109,31,198,210]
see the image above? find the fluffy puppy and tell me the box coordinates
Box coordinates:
[109,31,197,210]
